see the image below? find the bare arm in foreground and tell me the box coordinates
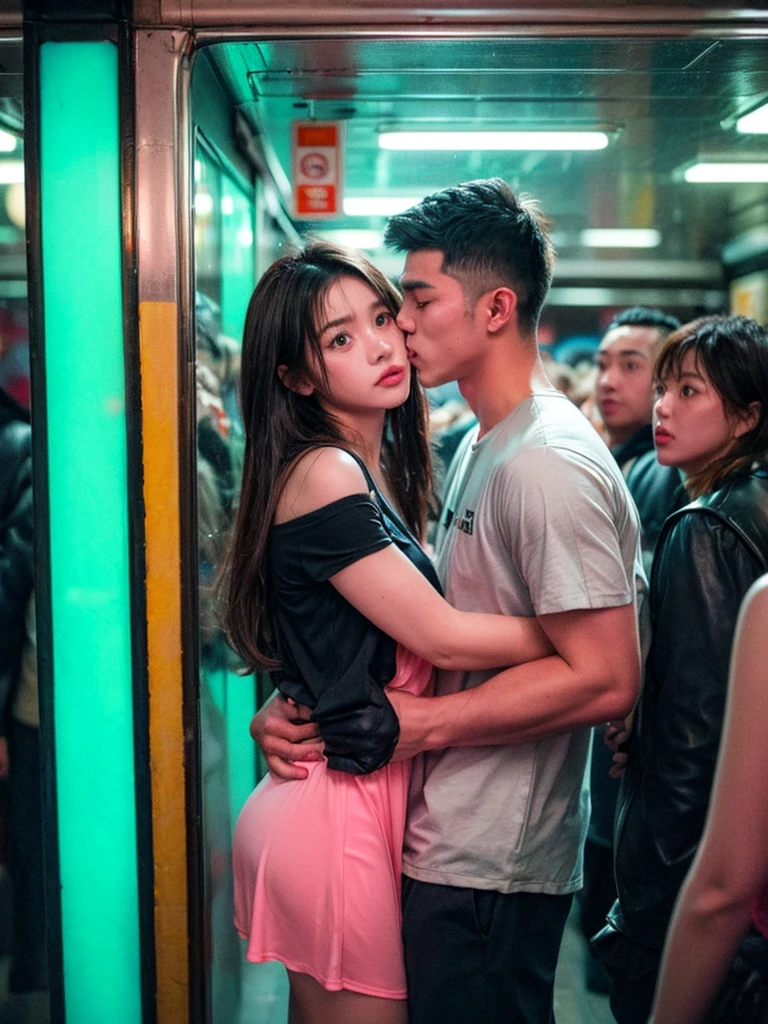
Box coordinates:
[649,575,768,1024]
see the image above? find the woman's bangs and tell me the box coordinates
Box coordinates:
[656,333,703,384]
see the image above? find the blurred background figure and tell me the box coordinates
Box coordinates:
[0,305,29,412]
[196,291,241,430]
[0,338,47,1020]
[540,350,577,401]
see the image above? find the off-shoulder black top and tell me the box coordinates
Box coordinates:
[267,449,441,775]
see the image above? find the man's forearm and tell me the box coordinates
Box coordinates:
[397,651,637,756]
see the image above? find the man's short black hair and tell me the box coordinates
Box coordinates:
[606,306,680,339]
[384,178,555,335]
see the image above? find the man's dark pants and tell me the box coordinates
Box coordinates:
[403,876,573,1023]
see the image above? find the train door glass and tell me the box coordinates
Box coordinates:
[193,141,267,1024]
[190,27,768,1022]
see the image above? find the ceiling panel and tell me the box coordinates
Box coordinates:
[204,34,768,313]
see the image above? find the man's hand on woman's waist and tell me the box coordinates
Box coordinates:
[250,692,323,780]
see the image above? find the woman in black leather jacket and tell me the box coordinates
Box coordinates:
[593,315,768,1024]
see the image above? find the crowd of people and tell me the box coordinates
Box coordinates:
[219,176,768,1024]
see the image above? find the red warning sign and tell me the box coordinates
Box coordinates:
[292,121,344,218]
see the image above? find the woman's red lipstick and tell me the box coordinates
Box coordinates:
[377,365,405,386]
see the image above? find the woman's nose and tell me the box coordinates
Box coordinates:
[372,331,393,360]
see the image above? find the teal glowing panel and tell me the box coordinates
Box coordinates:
[225,670,257,833]
[39,42,141,1022]
[220,175,255,340]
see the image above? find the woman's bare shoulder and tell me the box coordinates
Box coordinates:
[275,447,370,524]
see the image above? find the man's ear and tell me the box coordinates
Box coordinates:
[277,363,314,397]
[484,287,517,333]
[733,400,761,439]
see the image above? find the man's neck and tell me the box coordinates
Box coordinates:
[459,343,551,437]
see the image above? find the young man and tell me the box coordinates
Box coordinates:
[595,305,679,456]
[252,179,643,1023]
[595,307,687,573]
[596,306,679,459]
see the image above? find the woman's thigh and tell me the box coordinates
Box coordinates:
[287,970,408,1024]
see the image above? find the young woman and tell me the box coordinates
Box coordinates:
[650,574,768,1024]
[222,242,551,1024]
[594,315,768,1024]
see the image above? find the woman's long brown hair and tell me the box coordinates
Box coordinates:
[221,242,432,672]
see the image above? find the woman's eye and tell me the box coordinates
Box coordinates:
[329,333,350,348]
[681,384,695,397]
[653,384,665,399]
[375,311,391,326]
[415,300,429,310]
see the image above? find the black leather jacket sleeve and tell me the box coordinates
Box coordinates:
[613,509,766,948]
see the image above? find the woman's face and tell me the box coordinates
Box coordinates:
[300,275,411,421]
[653,350,751,475]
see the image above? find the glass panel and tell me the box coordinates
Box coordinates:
[220,177,254,341]
[194,142,286,1023]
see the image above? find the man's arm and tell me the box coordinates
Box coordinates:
[389,601,640,759]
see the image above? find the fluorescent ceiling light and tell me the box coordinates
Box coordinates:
[580,228,661,248]
[237,226,254,248]
[684,162,768,183]
[737,102,768,134]
[0,161,23,184]
[344,196,423,217]
[378,131,609,151]
[0,130,17,153]
[194,191,214,215]
[316,228,382,250]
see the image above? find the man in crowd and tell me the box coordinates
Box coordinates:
[595,306,687,570]
[581,307,687,991]
[253,179,644,1023]
[596,307,679,461]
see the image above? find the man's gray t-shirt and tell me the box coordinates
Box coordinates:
[403,388,644,894]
